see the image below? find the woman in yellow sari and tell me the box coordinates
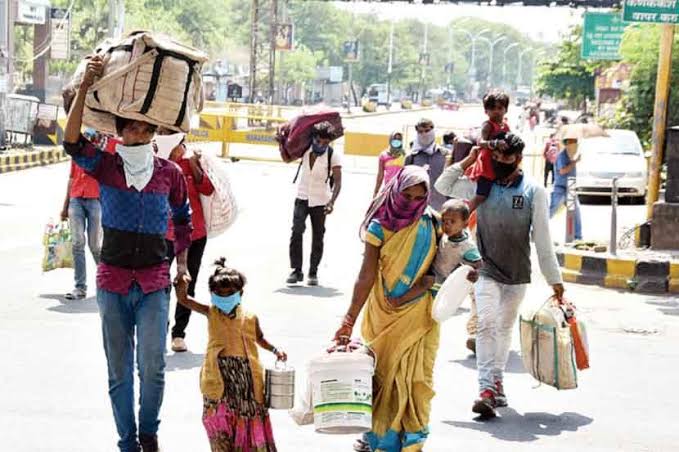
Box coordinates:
[334,166,441,452]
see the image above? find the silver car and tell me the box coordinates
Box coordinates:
[575,129,648,202]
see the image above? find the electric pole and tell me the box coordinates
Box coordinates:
[387,19,394,106]
[249,0,259,103]
[268,0,278,105]
[419,22,428,103]
[108,0,124,39]
[0,0,10,147]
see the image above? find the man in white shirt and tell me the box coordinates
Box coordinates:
[287,122,343,286]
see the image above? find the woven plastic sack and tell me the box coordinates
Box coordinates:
[519,297,588,390]
[72,32,208,134]
[42,221,74,272]
[196,151,238,238]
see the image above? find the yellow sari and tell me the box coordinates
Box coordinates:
[362,210,440,452]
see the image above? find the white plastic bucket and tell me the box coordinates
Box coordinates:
[310,351,375,434]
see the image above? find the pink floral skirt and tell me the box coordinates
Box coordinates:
[202,356,276,452]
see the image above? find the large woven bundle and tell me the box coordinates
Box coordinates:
[519,298,588,390]
[71,32,208,134]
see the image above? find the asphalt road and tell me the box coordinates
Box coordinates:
[0,154,674,452]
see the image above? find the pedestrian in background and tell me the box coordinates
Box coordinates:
[155,128,215,353]
[59,86,111,300]
[549,138,583,241]
[373,131,405,197]
[543,133,559,187]
[286,121,343,287]
[405,118,448,211]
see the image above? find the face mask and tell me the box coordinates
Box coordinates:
[154,133,186,160]
[492,159,518,181]
[115,143,155,191]
[84,127,97,141]
[390,139,403,149]
[417,129,436,147]
[211,291,241,315]
[312,140,328,156]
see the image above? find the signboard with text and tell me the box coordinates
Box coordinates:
[623,0,679,24]
[16,1,48,25]
[50,8,71,60]
[582,12,627,60]
[274,23,293,51]
[343,41,359,63]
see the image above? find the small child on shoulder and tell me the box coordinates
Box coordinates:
[465,90,511,212]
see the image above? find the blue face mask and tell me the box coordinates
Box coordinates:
[312,140,328,155]
[211,291,241,314]
[390,139,402,149]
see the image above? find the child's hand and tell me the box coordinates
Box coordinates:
[386,296,401,308]
[497,140,509,151]
[467,269,479,283]
[275,349,288,362]
[174,276,189,299]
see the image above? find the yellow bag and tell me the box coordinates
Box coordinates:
[42,221,74,272]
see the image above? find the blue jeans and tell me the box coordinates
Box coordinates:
[68,198,102,290]
[97,284,170,452]
[549,186,583,240]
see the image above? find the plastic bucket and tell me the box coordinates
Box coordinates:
[310,351,374,434]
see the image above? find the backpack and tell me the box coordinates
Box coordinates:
[292,147,335,190]
[72,32,208,134]
[276,110,344,163]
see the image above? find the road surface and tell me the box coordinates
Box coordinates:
[0,153,674,452]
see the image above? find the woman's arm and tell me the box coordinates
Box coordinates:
[333,242,380,344]
[386,274,435,308]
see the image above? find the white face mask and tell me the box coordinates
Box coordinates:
[116,143,155,191]
[417,129,436,147]
[154,133,186,160]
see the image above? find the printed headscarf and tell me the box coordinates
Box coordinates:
[360,165,430,241]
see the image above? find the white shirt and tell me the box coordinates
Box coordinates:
[296,148,342,207]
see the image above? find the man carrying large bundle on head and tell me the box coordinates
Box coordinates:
[63,52,193,452]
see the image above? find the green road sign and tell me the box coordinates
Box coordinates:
[623,0,679,24]
[582,12,627,60]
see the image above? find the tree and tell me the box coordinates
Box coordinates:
[535,26,598,110]
[278,45,318,102]
[609,25,679,145]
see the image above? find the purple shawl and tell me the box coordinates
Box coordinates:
[360,165,430,241]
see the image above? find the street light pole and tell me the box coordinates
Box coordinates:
[447,26,453,89]
[503,42,520,88]
[518,47,533,87]
[419,22,428,103]
[387,19,394,105]
[487,36,507,86]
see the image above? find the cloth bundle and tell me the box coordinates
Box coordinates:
[71,32,208,135]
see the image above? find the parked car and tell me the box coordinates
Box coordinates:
[576,129,647,202]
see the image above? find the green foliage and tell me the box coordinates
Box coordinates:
[278,45,318,85]
[535,26,598,109]
[609,25,679,145]
[14,0,542,100]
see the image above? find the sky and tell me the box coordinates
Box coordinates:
[332,1,589,43]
